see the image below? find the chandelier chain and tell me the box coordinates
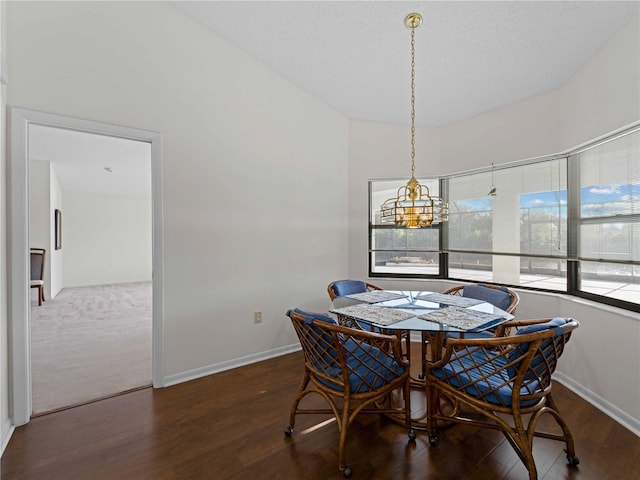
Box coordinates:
[410,28,416,176]
[379,12,449,228]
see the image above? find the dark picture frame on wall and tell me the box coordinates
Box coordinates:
[54,209,62,250]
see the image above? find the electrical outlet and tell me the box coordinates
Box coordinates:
[254,312,262,324]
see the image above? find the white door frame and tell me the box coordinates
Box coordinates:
[8,107,165,426]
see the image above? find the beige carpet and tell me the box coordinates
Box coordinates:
[31,282,152,415]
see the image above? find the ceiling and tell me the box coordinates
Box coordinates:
[29,125,151,198]
[172,0,639,127]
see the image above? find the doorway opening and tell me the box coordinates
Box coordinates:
[9,108,164,425]
[29,125,153,414]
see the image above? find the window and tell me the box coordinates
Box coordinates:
[368,125,639,311]
[447,172,494,282]
[571,128,639,305]
[447,159,568,290]
[369,179,442,276]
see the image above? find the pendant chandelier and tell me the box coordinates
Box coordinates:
[380,13,448,228]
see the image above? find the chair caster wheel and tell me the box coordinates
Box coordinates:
[428,435,438,446]
[284,426,293,437]
[567,455,579,466]
[342,466,352,478]
[408,430,416,441]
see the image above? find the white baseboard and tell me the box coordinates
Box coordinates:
[162,343,302,387]
[1,420,15,457]
[554,371,640,437]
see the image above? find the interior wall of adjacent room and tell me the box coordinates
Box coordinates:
[28,160,63,300]
[49,163,63,297]
[62,191,151,287]
[28,159,51,299]
[6,1,349,381]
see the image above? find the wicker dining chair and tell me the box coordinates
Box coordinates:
[438,283,521,347]
[424,317,580,480]
[285,308,415,478]
[327,279,384,301]
[442,283,520,314]
[328,280,412,364]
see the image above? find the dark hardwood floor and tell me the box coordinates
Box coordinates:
[2,348,638,479]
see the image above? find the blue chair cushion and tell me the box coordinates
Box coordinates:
[290,308,404,394]
[431,347,540,407]
[333,280,367,297]
[321,338,405,393]
[463,284,511,311]
[445,330,494,341]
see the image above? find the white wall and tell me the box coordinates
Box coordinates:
[438,14,640,168]
[348,14,640,432]
[518,291,639,429]
[62,191,151,287]
[559,15,640,148]
[0,0,8,453]
[6,2,349,380]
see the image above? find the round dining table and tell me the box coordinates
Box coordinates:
[329,290,515,432]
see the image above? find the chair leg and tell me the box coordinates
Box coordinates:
[509,412,538,480]
[285,372,311,434]
[337,400,352,478]
[543,393,580,466]
[460,402,538,479]
[403,331,411,363]
[404,375,416,441]
[38,286,43,306]
[420,332,428,379]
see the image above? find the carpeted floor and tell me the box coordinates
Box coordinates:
[30,282,152,415]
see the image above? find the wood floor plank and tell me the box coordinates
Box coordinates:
[2,350,638,479]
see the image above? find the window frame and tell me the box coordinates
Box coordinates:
[368,179,446,279]
[368,123,640,313]
[567,127,639,310]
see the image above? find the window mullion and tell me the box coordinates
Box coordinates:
[440,178,449,278]
[567,155,580,293]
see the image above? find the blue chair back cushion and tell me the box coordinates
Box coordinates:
[515,317,566,336]
[293,308,337,326]
[290,308,339,368]
[463,284,511,311]
[509,317,567,380]
[333,280,367,297]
